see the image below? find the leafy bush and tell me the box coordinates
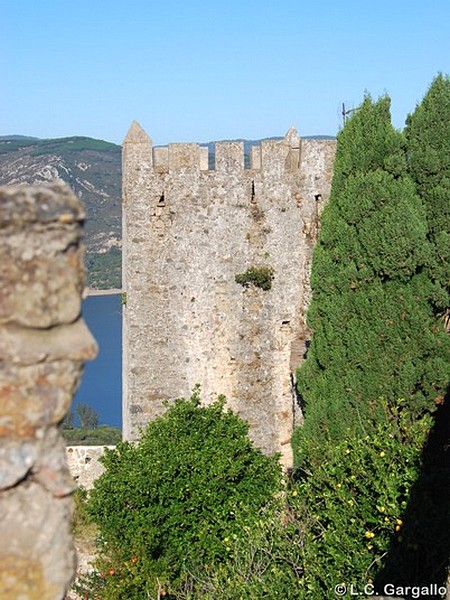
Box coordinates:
[175,502,304,599]
[235,265,274,291]
[72,487,98,541]
[83,389,283,598]
[291,398,432,596]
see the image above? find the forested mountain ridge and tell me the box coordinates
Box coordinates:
[0,136,122,253]
[0,135,122,289]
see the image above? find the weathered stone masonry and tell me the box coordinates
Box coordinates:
[122,123,336,467]
[0,184,97,599]
[66,445,115,490]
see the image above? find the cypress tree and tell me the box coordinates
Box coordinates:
[296,95,450,457]
[404,73,450,317]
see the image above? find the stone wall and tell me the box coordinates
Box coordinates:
[122,123,336,467]
[0,184,97,599]
[66,446,114,490]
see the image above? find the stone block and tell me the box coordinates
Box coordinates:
[168,143,200,172]
[215,142,244,172]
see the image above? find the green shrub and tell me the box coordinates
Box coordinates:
[175,501,304,599]
[291,398,432,596]
[235,265,274,290]
[83,389,283,598]
[72,487,97,541]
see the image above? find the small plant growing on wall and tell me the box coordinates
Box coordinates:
[235,266,274,291]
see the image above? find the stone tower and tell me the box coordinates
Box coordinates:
[122,122,335,467]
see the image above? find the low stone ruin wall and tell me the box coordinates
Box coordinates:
[0,184,97,599]
[66,446,115,490]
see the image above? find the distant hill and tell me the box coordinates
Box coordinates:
[0,135,122,289]
[0,134,40,141]
[0,133,335,289]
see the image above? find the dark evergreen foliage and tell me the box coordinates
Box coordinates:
[405,73,450,315]
[296,95,450,457]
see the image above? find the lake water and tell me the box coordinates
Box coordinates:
[72,294,122,429]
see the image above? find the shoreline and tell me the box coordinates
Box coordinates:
[84,288,122,297]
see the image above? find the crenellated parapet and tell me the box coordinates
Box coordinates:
[123,122,334,180]
[122,123,336,468]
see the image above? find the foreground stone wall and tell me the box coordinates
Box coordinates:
[122,123,336,467]
[0,184,97,599]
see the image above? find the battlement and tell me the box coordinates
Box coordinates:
[123,122,335,176]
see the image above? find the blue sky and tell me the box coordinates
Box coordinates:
[2,0,449,145]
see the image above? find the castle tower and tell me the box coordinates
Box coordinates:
[122,123,335,467]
